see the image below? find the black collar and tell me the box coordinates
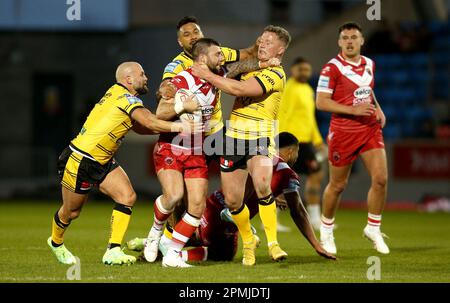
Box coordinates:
[182,51,194,60]
[115,82,130,91]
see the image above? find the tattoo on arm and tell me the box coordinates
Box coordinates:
[226,58,260,79]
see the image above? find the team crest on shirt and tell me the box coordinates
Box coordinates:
[165,157,174,165]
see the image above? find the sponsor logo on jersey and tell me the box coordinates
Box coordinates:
[201,105,215,118]
[353,86,372,98]
[125,94,143,105]
[164,60,182,73]
[353,86,372,106]
[220,158,234,169]
[318,75,330,88]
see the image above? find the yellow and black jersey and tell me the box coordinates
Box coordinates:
[227,66,286,141]
[162,47,239,136]
[70,83,144,165]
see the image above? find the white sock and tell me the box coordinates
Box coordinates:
[320,215,335,233]
[307,204,321,222]
[367,213,382,232]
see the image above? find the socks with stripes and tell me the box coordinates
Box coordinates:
[51,211,70,247]
[108,203,132,249]
[149,195,172,237]
[366,213,382,232]
[320,214,335,234]
[167,212,200,252]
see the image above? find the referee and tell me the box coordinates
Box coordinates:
[278,57,326,230]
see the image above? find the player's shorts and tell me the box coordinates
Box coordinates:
[153,142,208,179]
[57,146,119,194]
[197,198,238,261]
[327,125,385,167]
[292,142,322,175]
[220,136,273,172]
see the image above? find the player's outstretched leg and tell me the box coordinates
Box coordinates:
[48,187,87,265]
[48,211,76,265]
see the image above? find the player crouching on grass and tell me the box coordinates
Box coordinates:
[47,62,200,266]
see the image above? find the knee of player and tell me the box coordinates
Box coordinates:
[253,178,271,197]
[372,174,388,188]
[163,191,184,207]
[69,208,82,220]
[120,190,137,205]
[330,180,348,194]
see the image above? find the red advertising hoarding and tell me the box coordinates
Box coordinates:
[393,141,450,179]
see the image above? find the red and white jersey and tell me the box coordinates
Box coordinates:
[158,67,224,149]
[207,156,300,218]
[316,53,377,132]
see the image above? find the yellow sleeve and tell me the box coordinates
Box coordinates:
[162,59,187,80]
[117,94,145,116]
[220,47,239,64]
[254,68,285,94]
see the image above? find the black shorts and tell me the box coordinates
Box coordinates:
[292,142,321,175]
[57,146,119,194]
[220,136,271,172]
[204,127,226,165]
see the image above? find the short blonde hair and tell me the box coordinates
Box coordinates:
[264,25,291,48]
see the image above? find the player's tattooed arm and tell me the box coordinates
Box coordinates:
[238,36,261,60]
[283,191,337,260]
[225,57,281,79]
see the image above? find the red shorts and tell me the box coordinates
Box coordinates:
[327,125,385,167]
[153,142,208,179]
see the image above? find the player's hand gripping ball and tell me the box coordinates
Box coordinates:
[174,88,202,123]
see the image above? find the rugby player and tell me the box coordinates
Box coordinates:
[192,25,291,266]
[143,17,280,267]
[127,132,336,263]
[316,22,389,254]
[145,38,228,268]
[47,62,199,266]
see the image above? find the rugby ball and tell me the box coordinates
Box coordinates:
[174,88,202,123]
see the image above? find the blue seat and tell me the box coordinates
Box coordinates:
[383,124,402,140]
[409,53,429,68]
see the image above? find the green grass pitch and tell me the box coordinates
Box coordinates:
[1,200,449,283]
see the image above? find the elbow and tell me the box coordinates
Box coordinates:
[316,98,324,110]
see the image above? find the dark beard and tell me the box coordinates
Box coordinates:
[136,86,148,95]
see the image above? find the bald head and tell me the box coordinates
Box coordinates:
[115,61,149,95]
